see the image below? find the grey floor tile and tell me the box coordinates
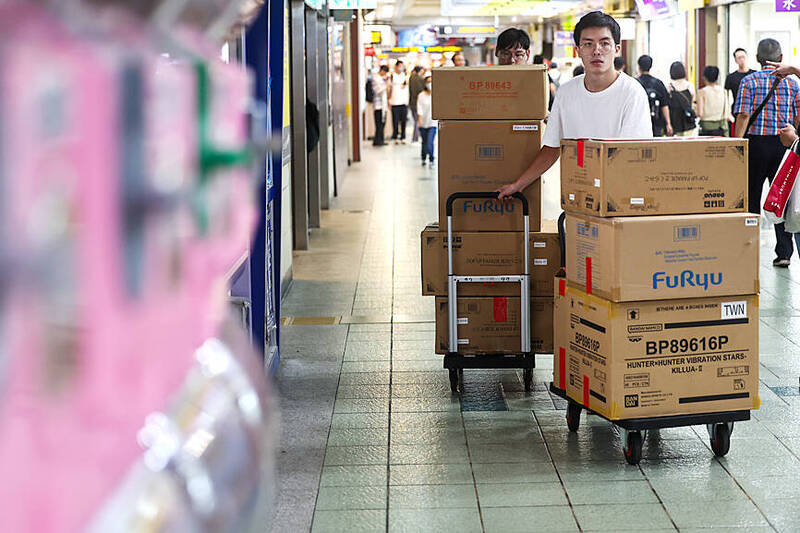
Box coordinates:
[662,499,770,529]
[336,385,391,399]
[320,465,388,487]
[649,475,748,503]
[315,485,388,510]
[388,507,482,533]
[389,484,478,509]
[482,506,579,533]
[327,427,389,446]
[572,503,675,531]
[330,412,390,429]
[476,481,569,507]
[389,463,474,485]
[333,397,391,414]
[389,443,470,465]
[311,509,385,533]
[323,446,388,466]
[563,479,658,505]
[472,462,559,485]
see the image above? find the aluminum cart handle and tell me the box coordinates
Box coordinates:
[446,191,531,355]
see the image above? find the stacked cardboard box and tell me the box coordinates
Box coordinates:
[422,65,553,355]
[554,138,760,419]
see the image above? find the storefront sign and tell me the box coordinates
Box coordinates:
[555,30,572,47]
[776,0,799,11]
[329,0,377,8]
[634,0,677,19]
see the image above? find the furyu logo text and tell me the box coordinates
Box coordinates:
[652,270,723,290]
[462,200,515,215]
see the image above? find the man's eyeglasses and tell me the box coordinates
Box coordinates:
[579,41,614,52]
[497,50,528,60]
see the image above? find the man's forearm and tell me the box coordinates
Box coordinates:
[661,106,671,128]
[735,113,750,138]
[515,146,561,190]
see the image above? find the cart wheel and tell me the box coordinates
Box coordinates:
[566,402,581,432]
[449,369,460,393]
[623,431,643,465]
[523,368,533,392]
[710,423,731,457]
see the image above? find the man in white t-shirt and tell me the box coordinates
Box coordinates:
[389,60,411,143]
[497,11,652,200]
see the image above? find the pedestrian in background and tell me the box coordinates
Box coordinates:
[725,47,756,133]
[697,65,732,136]
[389,60,410,143]
[614,56,626,73]
[572,65,584,77]
[417,75,437,166]
[452,52,466,67]
[636,54,673,136]
[734,39,800,267]
[668,61,696,136]
[495,27,531,65]
[371,65,389,146]
[408,66,425,143]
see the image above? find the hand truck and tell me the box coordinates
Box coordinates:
[444,192,533,393]
[551,212,749,465]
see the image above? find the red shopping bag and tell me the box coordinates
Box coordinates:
[764,140,800,223]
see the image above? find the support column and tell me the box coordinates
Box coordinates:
[318,12,332,209]
[289,0,309,249]
[306,8,322,228]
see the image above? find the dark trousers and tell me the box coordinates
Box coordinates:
[420,127,436,162]
[373,109,385,146]
[747,134,800,259]
[391,105,408,140]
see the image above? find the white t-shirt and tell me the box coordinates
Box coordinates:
[389,72,410,106]
[416,92,436,128]
[542,72,653,148]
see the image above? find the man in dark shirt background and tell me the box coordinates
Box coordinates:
[636,55,673,136]
[725,48,756,126]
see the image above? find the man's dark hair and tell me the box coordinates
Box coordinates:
[703,65,720,83]
[496,27,530,52]
[733,47,746,58]
[614,57,625,70]
[669,61,686,80]
[532,54,545,64]
[573,11,621,46]
[412,66,423,74]
[395,60,404,66]
[379,65,389,72]
[637,54,653,72]
[573,65,585,76]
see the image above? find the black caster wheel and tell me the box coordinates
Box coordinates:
[709,423,731,457]
[449,369,460,393]
[566,402,582,432]
[623,431,643,465]
[523,368,533,392]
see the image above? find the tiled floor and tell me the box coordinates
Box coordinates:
[272,141,800,533]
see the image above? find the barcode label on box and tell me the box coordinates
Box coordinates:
[534,259,548,266]
[533,242,547,248]
[475,144,503,160]
[674,225,700,241]
[641,148,654,160]
[630,197,644,205]
[569,193,575,201]
[745,217,758,227]
[512,124,539,131]
[457,317,469,325]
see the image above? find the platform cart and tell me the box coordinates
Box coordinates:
[444,192,534,393]
[550,215,750,465]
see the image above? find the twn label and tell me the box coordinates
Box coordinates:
[457,317,469,325]
[534,259,548,266]
[458,338,470,345]
[533,242,547,248]
[721,301,747,320]
[630,197,645,205]
[745,218,758,227]
[594,178,601,187]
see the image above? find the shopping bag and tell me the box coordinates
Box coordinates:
[763,139,800,224]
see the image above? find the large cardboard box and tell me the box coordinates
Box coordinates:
[432,65,549,120]
[561,284,759,420]
[566,213,760,302]
[553,277,569,391]
[439,120,542,231]
[560,138,748,217]
[420,223,560,297]
[435,297,553,354]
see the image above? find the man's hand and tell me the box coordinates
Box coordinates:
[496,182,521,201]
[766,61,800,80]
[666,124,674,136]
[780,124,798,148]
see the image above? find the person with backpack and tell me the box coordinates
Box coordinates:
[636,55,673,137]
[668,61,696,136]
[697,65,732,136]
[734,39,800,267]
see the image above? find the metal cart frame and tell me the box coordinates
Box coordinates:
[444,192,533,393]
[551,213,750,465]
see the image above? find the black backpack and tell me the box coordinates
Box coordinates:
[669,84,697,132]
[637,77,662,120]
[365,78,375,103]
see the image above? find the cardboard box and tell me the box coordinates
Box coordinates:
[566,213,760,302]
[420,223,560,297]
[439,120,542,231]
[553,277,569,391]
[435,296,553,355]
[561,284,759,420]
[432,65,549,120]
[560,138,748,216]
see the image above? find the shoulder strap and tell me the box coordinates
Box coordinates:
[744,76,780,135]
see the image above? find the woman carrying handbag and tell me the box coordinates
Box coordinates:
[697,66,733,136]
